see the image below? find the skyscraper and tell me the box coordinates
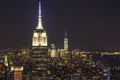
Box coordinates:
[14,66,23,80]
[64,30,68,52]
[4,55,8,67]
[31,1,48,77]
[32,1,47,47]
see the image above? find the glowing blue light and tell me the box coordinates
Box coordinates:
[39,1,41,17]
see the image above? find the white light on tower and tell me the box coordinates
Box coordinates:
[64,30,68,52]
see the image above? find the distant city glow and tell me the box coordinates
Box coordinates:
[0,0,120,80]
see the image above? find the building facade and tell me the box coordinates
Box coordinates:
[14,66,23,80]
[31,1,48,78]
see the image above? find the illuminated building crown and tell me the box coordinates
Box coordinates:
[32,1,47,47]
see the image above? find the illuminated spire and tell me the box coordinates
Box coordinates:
[36,1,43,29]
[65,30,67,38]
[39,1,41,17]
[33,1,47,47]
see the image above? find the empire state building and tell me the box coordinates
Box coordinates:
[31,1,48,76]
[32,2,47,47]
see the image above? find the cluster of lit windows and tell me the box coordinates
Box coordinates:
[32,31,47,46]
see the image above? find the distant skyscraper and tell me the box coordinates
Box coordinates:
[14,66,23,80]
[50,44,56,57]
[4,55,8,67]
[31,1,48,77]
[64,30,68,52]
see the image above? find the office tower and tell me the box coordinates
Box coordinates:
[64,30,68,52]
[4,55,8,67]
[50,44,56,57]
[31,1,48,77]
[14,66,23,80]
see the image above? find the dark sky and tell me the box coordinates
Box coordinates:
[0,0,120,50]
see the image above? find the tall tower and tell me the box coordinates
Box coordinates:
[32,1,47,47]
[64,30,68,52]
[4,55,8,67]
[32,1,48,77]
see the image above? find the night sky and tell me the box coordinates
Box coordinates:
[0,0,120,50]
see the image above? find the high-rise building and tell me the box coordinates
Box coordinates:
[31,1,48,77]
[64,30,68,52]
[4,55,8,67]
[50,44,57,57]
[14,66,23,80]
[32,2,47,47]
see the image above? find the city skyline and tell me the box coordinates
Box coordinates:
[0,0,120,50]
[0,1,120,80]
